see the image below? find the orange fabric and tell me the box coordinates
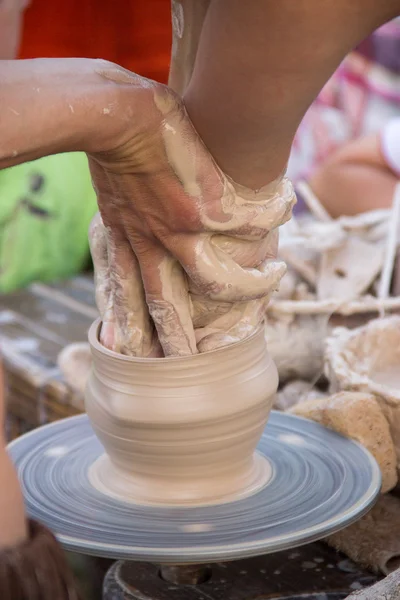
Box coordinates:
[19,0,171,83]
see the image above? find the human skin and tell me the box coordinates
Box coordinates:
[0,0,30,60]
[94,0,400,356]
[308,134,398,218]
[168,0,210,95]
[2,6,400,356]
[0,362,27,549]
[184,0,400,189]
[89,0,400,356]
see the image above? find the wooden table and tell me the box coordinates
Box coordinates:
[0,275,96,438]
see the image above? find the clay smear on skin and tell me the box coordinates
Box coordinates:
[95,60,153,88]
[88,80,295,356]
[172,0,185,39]
[154,88,296,232]
[89,217,160,357]
[149,255,197,356]
[154,87,293,307]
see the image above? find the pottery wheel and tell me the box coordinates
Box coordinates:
[8,412,380,564]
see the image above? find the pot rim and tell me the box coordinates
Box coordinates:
[88,317,265,364]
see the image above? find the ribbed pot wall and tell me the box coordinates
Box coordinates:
[86,319,278,506]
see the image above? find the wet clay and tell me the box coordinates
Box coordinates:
[370,366,400,390]
[325,316,400,480]
[86,319,277,506]
[89,67,295,357]
[57,342,92,397]
[325,316,400,406]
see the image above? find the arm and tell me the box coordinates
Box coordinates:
[168,0,210,95]
[308,133,398,218]
[184,0,400,189]
[0,57,137,168]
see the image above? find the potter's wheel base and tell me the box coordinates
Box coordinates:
[89,451,272,508]
[102,545,378,600]
[8,412,380,563]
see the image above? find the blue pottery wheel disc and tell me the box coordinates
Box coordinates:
[8,412,381,563]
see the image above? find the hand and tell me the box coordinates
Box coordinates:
[88,63,296,357]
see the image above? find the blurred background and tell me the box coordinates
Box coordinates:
[19,0,172,82]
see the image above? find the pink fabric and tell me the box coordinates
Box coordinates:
[288,20,400,183]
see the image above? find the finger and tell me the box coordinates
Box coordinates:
[105,231,162,357]
[88,164,162,358]
[169,233,286,303]
[195,298,266,353]
[135,241,197,356]
[88,213,117,352]
[201,176,296,239]
[87,165,124,348]
[210,229,279,268]
[88,212,111,317]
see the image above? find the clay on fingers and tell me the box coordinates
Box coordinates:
[89,213,162,357]
[88,79,296,357]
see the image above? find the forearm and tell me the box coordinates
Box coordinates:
[168,0,210,94]
[184,0,400,189]
[0,58,124,168]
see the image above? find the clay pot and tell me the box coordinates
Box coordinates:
[325,316,400,403]
[85,318,278,506]
[325,316,400,478]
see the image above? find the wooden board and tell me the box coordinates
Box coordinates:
[0,275,97,439]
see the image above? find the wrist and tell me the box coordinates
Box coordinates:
[73,59,130,155]
[58,59,158,159]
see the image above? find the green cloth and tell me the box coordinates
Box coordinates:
[0,152,97,293]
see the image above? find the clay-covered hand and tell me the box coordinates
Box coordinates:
[88,64,295,357]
